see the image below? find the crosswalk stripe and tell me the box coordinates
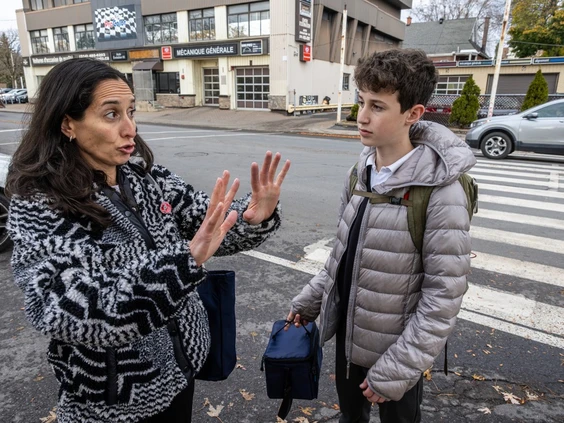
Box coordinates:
[240,249,564,348]
[475,160,564,172]
[479,193,564,213]
[478,183,564,199]
[471,226,564,254]
[471,167,551,179]
[476,208,564,231]
[469,174,550,187]
[462,284,563,337]
[470,252,564,288]
[457,310,563,350]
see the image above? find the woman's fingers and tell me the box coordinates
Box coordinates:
[207,177,225,219]
[223,178,240,212]
[275,159,291,187]
[249,162,260,193]
[260,151,273,184]
[268,152,281,183]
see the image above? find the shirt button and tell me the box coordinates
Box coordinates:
[125,211,131,217]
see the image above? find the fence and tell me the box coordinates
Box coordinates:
[421,94,564,127]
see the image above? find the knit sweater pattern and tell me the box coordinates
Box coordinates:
[8,163,281,422]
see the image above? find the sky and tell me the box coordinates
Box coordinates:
[0,0,23,32]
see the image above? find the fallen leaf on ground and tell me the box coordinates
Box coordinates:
[240,389,255,401]
[477,407,491,414]
[236,363,246,370]
[503,392,522,405]
[332,404,340,410]
[526,391,540,401]
[472,374,486,381]
[329,374,336,381]
[34,375,44,382]
[207,403,224,417]
[276,417,288,423]
[299,406,315,415]
[294,417,310,423]
[250,331,258,341]
[423,369,432,381]
[454,372,462,376]
[39,408,57,423]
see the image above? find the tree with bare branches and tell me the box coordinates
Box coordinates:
[0,29,24,88]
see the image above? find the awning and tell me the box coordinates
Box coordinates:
[132,60,163,71]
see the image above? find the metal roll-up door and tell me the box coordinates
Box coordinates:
[486,73,558,94]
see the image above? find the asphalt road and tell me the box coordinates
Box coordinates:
[0,114,563,423]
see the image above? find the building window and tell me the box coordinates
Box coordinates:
[189,8,215,41]
[228,1,270,38]
[37,75,45,87]
[343,73,350,91]
[236,67,269,109]
[154,72,179,94]
[75,24,95,50]
[53,27,69,52]
[30,30,49,54]
[203,68,220,105]
[30,0,44,10]
[73,0,89,3]
[144,13,178,45]
[434,75,469,95]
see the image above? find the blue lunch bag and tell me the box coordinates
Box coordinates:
[260,320,323,419]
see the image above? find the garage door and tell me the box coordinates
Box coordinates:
[486,73,558,94]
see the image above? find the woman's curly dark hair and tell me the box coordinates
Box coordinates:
[6,58,153,228]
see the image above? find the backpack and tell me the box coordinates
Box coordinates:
[348,163,478,254]
[348,163,478,375]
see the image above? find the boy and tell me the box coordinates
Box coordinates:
[287,49,476,423]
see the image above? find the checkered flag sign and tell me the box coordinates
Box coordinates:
[95,5,137,42]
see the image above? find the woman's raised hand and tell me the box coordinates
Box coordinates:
[243,151,291,225]
[190,171,240,267]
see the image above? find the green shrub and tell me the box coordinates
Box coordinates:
[521,69,548,111]
[346,103,359,121]
[449,76,481,127]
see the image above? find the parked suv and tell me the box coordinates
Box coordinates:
[466,99,564,159]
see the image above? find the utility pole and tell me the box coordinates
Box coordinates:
[487,0,512,118]
[9,51,16,88]
[336,5,347,123]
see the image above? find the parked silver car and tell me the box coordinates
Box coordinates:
[465,99,564,159]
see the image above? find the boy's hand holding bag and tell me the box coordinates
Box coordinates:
[261,319,323,420]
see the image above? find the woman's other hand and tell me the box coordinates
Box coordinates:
[243,151,291,225]
[190,171,240,266]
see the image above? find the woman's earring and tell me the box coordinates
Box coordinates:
[68,135,74,143]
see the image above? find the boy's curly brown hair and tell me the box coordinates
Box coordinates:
[354,49,438,113]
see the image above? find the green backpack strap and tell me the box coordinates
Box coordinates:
[349,163,359,197]
[406,186,435,255]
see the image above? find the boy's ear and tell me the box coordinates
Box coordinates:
[405,104,425,125]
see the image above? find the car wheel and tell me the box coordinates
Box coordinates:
[480,131,513,159]
[0,193,12,253]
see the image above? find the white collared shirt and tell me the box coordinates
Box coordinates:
[366,146,420,190]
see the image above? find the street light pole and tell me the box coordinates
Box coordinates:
[336,5,347,123]
[487,0,512,119]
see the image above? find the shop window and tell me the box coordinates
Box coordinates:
[53,27,69,52]
[434,75,469,95]
[144,13,178,45]
[30,0,44,10]
[343,73,350,91]
[75,24,95,50]
[30,30,49,54]
[228,1,270,38]
[189,8,215,41]
[154,72,180,94]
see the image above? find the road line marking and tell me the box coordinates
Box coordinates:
[476,208,564,231]
[475,160,564,172]
[139,130,217,134]
[478,183,564,200]
[471,226,564,254]
[240,249,564,348]
[0,142,19,145]
[549,172,559,191]
[457,310,563,350]
[469,174,549,187]
[471,252,564,288]
[479,194,564,213]
[471,167,551,180]
[0,129,23,133]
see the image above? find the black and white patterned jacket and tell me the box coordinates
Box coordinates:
[8,163,281,423]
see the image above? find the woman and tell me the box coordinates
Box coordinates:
[6,58,290,423]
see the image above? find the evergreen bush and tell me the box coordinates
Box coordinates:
[346,103,359,121]
[521,70,548,111]
[449,76,480,127]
